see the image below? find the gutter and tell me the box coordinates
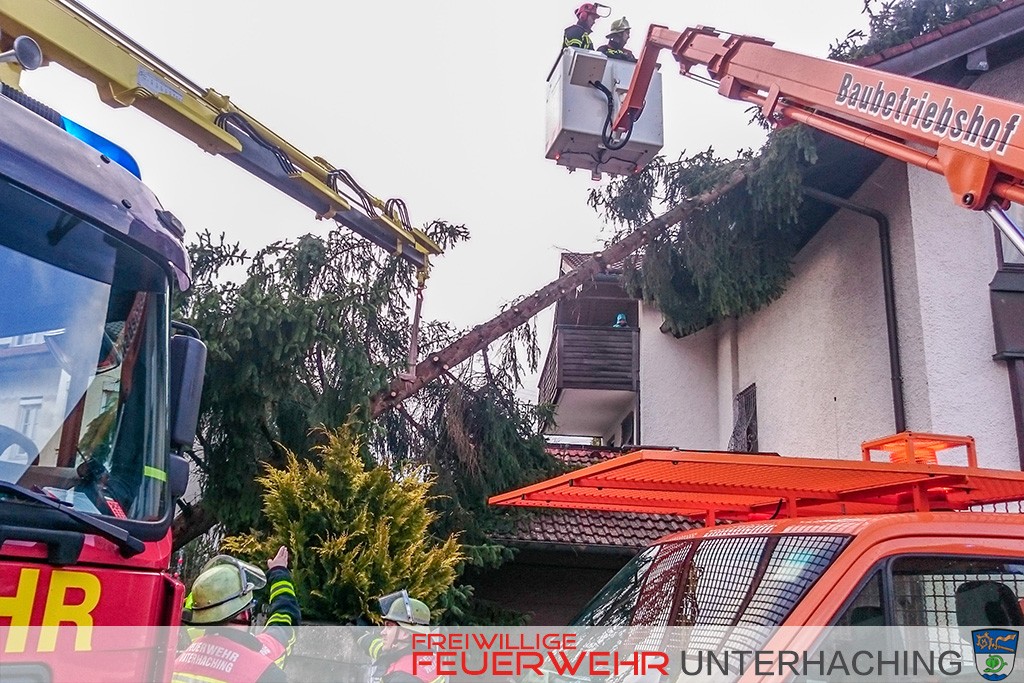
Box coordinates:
[801,187,907,433]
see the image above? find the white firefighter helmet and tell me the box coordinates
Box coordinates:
[183,555,267,625]
[607,17,630,37]
[379,589,431,634]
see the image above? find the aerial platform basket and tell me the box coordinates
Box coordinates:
[545,48,664,179]
[489,432,1024,526]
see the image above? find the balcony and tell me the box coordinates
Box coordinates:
[539,325,638,437]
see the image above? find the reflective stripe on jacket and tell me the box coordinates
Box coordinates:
[262,566,300,666]
[387,651,447,683]
[597,45,637,62]
[563,24,594,50]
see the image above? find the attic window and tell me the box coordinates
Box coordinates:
[728,384,758,453]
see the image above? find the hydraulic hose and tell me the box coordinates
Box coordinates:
[591,80,634,151]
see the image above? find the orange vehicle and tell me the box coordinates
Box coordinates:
[491,433,1024,672]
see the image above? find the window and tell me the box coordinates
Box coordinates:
[891,556,1024,631]
[828,554,1024,666]
[729,383,757,452]
[571,544,663,627]
[572,534,850,635]
[834,571,885,627]
[100,380,120,413]
[834,556,1024,629]
[0,397,43,463]
[17,397,42,440]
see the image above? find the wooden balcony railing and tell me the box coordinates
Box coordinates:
[538,325,639,405]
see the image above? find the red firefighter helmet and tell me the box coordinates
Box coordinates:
[575,3,610,22]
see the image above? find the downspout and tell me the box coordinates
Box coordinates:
[801,187,907,433]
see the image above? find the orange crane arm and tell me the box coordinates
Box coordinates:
[614,24,1024,215]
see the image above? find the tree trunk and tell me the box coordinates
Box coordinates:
[171,500,217,551]
[173,166,752,546]
[369,166,751,417]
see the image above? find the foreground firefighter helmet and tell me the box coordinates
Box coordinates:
[378,589,431,634]
[607,17,630,37]
[183,555,268,625]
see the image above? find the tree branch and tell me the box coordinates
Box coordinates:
[370,164,754,417]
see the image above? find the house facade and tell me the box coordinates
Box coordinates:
[539,3,1024,471]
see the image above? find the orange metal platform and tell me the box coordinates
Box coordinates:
[488,434,1024,526]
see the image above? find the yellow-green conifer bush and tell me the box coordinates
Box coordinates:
[223,423,463,623]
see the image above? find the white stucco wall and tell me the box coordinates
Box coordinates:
[634,155,1019,467]
[902,164,1019,469]
[732,161,898,459]
[637,303,719,448]
[717,317,740,448]
[623,56,1024,466]
[971,57,1024,104]
[601,403,639,446]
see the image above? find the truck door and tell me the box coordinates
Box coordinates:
[831,554,1024,630]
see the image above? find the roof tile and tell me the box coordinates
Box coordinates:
[499,508,700,550]
[881,43,915,58]
[856,1,1021,67]
[491,446,700,552]
[974,5,1003,21]
[546,444,625,468]
[938,19,972,36]
[909,32,942,48]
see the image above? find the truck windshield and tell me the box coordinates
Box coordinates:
[571,533,850,642]
[0,178,169,523]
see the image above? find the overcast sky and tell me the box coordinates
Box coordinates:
[19,1,869,400]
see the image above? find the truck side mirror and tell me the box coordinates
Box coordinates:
[168,452,189,501]
[169,330,207,452]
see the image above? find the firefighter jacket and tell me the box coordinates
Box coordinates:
[360,634,446,683]
[172,566,301,683]
[563,24,594,51]
[597,45,637,62]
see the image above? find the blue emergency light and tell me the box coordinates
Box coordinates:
[60,116,142,179]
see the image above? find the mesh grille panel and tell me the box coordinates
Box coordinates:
[893,558,1024,653]
[632,541,694,627]
[682,534,850,652]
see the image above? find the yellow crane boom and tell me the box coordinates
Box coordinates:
[0,0,441,269]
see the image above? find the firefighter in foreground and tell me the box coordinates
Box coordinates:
[361,591,446,683]
[173,546,301,683]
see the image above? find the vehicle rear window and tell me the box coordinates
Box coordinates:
[571,533,850,635]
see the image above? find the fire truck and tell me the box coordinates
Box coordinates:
[0,35,204,683]
[0,0,439,680]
